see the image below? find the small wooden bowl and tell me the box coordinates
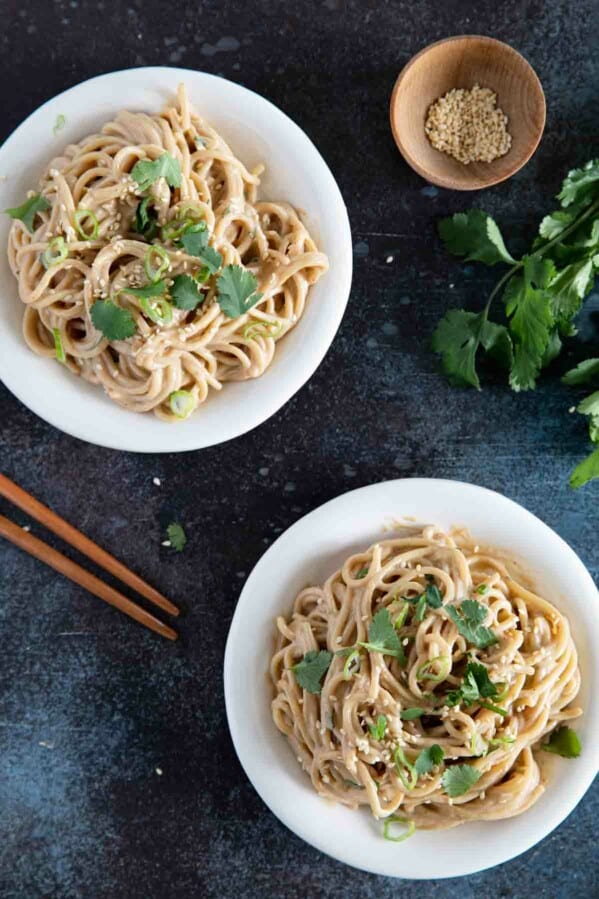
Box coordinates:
[390,35,546,191]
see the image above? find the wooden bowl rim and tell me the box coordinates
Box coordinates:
[389,34,546,191]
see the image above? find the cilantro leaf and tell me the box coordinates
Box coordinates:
[358,608,405,662]
[504,264,554,392]
[549,258,595,324]
[131,153,182,191]
[539,210,575,240]
[400,708,425,720]
[558,160,599,208]
[405,581,443,623]
[414,744,444,776]
[446,600,498,649]
[197,245,222,274]
[217,265,263,319]
[438,210,516,266]
[562,358,599,386]
[134,197,159,240]
[91,300,136,340]
[6,193,50,233]
[449,661,501,709]
[570,446,599,489]
[577,391,599,417]
[368,715,387,741]
[432,310,513,390]
[166,522,187,552]
[541,726,582,758]
[292,649,332,694]
[171,274,204,311]
[442,764,481,797]
[179,228,223,274]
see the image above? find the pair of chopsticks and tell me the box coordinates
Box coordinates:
[0,473,179,640]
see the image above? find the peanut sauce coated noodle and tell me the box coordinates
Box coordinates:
[270,525,581,829]
[7,85,328,420]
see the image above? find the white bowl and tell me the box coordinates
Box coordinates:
[0,67,352,452]
[224,478,599,879]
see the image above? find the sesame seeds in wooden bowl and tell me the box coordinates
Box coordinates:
[390,35,546,191]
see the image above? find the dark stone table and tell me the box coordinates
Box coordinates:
[1,2,597,897]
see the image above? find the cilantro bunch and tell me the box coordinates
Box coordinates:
[432,160,599,488]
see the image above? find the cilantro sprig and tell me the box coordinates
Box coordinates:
[446,661,506,715]
[405,578,443,623]
[432,159,599,488]
[336,608,406,665]
[179,226,223,273]
[166,522,187,552]
[6,193,50,233]
[358,608,406,662]
[131,153,181,191]
[91,300,137,341]
[446,600,498,650]
[217,265,263,319]
[442,763,481,797]
[292,650,333,694]
[541,726,582,758]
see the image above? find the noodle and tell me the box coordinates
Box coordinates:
[7,85,328,420]
[270,525,581,830]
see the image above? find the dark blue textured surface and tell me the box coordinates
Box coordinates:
[0,1,597,897]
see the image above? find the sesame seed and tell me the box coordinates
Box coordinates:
[386,255,393,263]
[155,767,163,776]
[153,477,161,486]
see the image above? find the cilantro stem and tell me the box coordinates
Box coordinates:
[483,196,599,315]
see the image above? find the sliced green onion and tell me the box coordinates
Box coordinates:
[74,208,99,240]
[355,566,369,579]
[41,236,68,268]
[470,730,487,756]
[53,328,66,363]
[487,735,516,753]
[179,203,205,221]
[169,389,196,419]
[140,295,173,326]
[195,266,211,284]
[393,747,418,791]
[479,701,508,718]
[393,601,410,630]
[416,655,451,683]
[161,216,205,242]
[342,649,361,680]
[494,682,509,702]
[53,113,66,136]
[476,583,489,595]
[241,320,284,340]
[383,815,416,843]
[144,245,170,283]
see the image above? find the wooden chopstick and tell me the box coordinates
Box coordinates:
[0,514,177,641]
[0,473,178,617]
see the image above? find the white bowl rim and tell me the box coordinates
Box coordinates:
[0,66,352,452]
[224,477,599,879]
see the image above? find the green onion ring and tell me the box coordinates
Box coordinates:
[416,655,451,683]
[169,389,196,419]
[139,296,173,326]
[342,649,361,680]
[41,236,68,268]
[53,328,66,363]
[144,245,170,283]
[241,320,283,340]
[74,208,99,240]
[393,747,418,791]
[383,815,416,843]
